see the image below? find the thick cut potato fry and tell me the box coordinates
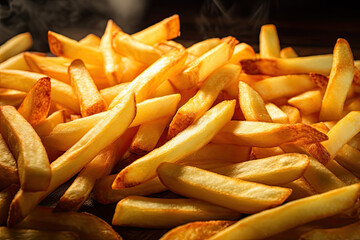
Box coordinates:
[7,93,135,226]
[209,184,360,240]
[320,39,355,121]
[132,14,180,45]
[17,77,51,126]
[280,105,301,124]
[212,121,328,147]
[321,111,360,158]
[158,162,292,213]
[0,227,79,240]
[109,49,187,107]
[336,144,360,177]
[283,178,317,201]
[45,94,180,151]
[69,59,107,117]
[169,64,240,138]
[252,74,316,100]
[113,100,235,189]
[186,38,221,57]
[48,31,103,65]
[326,159,359,185]
[229,43,256,64]
[265,103,289,123]
[240,54,333,76]
[280,47,298,58]
[14,207,121,240]
[0,52,30,70]
[170,38,237,90]
[0,134,18,188]
[238,81,272,122]
[299,220,360,240]
[0,32,32,62]
[0,89,26,107]
[0,105,50,191]
[0,70,80,113]
[212,153,309,186]
[160,220,235,240]
[79,33,100,47]
[34,110,65,137]
[0,185,18,225]
[112,196,240,228]
[288,89,323,115]
[259,24,280,58]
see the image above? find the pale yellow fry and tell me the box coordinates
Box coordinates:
[0,33,32,62]
[186,38,221,57]
[252,74,316,100]
[326,159,359,185]
[280,105,301,124]
[0,106,50,191]
[69,59,107,117]
[0,70,80,113]
[113,100,236,189]
[0,135,18,188]
[48,31,103,65]
[132,14,180,45]
[112,196,240,228]
[45,94,180,151]
[322,111,360,158]
[335,144,360,177]
[0,185,18,225]
[265,103,289,123]
[34,110,65,137]
[7,93,135,226]
[280,47,298,58]
[0,52,30,70]
[229,43,256,64]
[0,89,26,107]
[209,184,360,240]
[260,24,280,58]
[158,162,291,214]
[320,39,355,120]
[288,89,323,115]
[212,121,328,147]
[239,81,272,122]
[79,34,101,47]
[0,227,79,240]
[169,64,240,138]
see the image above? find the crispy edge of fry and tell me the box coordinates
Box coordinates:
[0,32,32,63]
[259,24,280,58]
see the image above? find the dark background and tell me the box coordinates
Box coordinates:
[1,0,359,58]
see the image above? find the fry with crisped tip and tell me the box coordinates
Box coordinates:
[0,32,32,63]
[260,24,280,58]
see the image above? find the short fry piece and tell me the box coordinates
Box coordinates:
[288,89,323,115]
[0,32,32,62]
[280,47,298,58]
[0,227,79,240]
[259,24,280,58]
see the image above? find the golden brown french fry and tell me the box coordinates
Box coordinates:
[252,74,316,100]
[33,110,65,137]
[212,121,328,147]
[112,196,240,228]
[209,184,360,240]
[283,177,317,201]
[0,70,80,113]
[0,32,32,63]
[0,106,50,191]
[79,33,101,47]
[280,47,298,58]
[326,159,359,185]
[250,147,284,159]
[170,38,237,90]
[99,82,130,105]
[45,94,180,151]
[158,162,291,213]
[68,59,107,117]
[0,185,18,225]
[186,38,221,57]
[17,77,51,126]
[48,31,103,65]
[335,144,360,177]
[238,81,272,122]
[7,93,135,226]
[169,64,240,138]
[229,43,256,64]
[160,220,235,240]
[240,54,333,76]
[259,24,280,58]
[320,39,355,121]
[0,52,30,70]
[0,88,26,107]
[0,227,79,240]
[280,105,301,124]
[113,100,235,189]
[0,133,19,188]
[265,103,289,123]
[14,207,121,240]
[132,14,180,45]
[309,72,328,90]
[288,89,323,115]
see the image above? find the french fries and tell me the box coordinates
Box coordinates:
[0,134,19,188]
[259,24,280,58]
[33,110,65,137]
[0,227,80,240]
[0,32,32,62]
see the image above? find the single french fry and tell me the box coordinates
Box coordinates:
[265,103,289,123]
[132,14,180,45]
[238,81,272,122]
[14,207,121,240]
[0,185,18,225]
[212,121,328,147]
[0,52,31,70]
[113,100,235,189]
[250,147,284,159]
[280,105,301,124]
[335,144,360,177]
[209,184,360,240]
[45,94,180,151]
[252,74,316,100]
[160,220,235,240]
[229,43,256,64]
[326,159,359,185]
[169,64,240,138]
[69,59,107,117]
[280,47,298,58]
[288,89,323,115]
[33,110,65,137]
[0,106,50,191]
[320,39,355,120]
[158,162,292,213]
[112,196,240,228]
[170,38,237,90]
[0,70,80,113]
[17,77,51,126]
[7,93,135,226]
[186,38,221,57]
[48,31,103,65]
[0,32,32,63]
[259,24,280,58]
[240,54,333,76]
[79,34,101,47]
[283,178,317,201]
[0,227,79,240]
[0,88,26,107]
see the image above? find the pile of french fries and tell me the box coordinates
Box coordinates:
[1,14,360,239]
